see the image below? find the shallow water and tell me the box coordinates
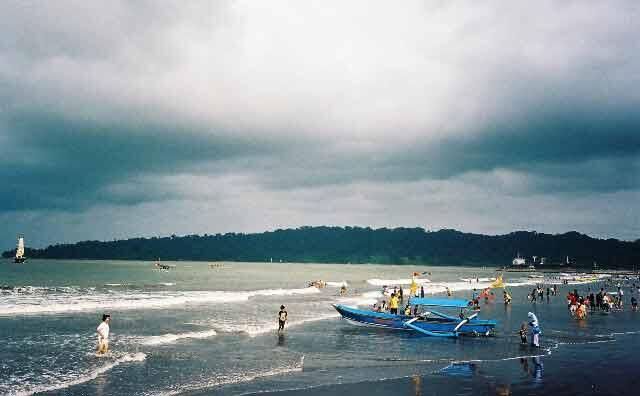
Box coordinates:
[0,260,637,395]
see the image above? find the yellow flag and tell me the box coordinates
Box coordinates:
[410,278,418,296]
[491,275,504,289]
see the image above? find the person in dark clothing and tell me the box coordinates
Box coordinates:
[519,323,528,345]
[277,305,288,333]
[420,286,425,298]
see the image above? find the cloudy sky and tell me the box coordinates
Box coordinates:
[1,1,639,249]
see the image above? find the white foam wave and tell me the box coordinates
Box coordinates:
[10,352,146,396]
[339,291,380,307]
[154,357,304,396]
[211,313,339,337]
[460,277,496,282]
[142,330,218,346]
[325,281,349,287]
[367,278,431,286]
[0,287,320,316]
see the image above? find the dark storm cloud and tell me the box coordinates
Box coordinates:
[0,110,284,212]
[1,0,639,243]
[378,102,640,191]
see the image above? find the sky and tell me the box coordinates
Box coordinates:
[1,1,639,249]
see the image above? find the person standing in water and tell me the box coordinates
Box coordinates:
[503,290,512,305]
[96,314,111,354]
[389,293,399,315]
[527,312,541,347]
[277,305,288,333]
[519,323,528,344]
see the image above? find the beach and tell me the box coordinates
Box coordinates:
[1,260,638,395]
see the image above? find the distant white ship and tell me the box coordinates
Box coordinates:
[512,252,526,266]
[14,237,26,263]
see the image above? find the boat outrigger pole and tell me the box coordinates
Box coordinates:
[402,317,459,337]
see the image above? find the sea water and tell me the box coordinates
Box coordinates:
[0,260,637,395]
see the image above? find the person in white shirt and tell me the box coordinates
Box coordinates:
[96,314,111,354]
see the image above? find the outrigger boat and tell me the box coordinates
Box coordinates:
[333,297,497,337]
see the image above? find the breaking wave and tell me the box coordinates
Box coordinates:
[9,352,146,396]
[367,278,431,286]
[0,286,320,316]
[141,330,218,346]
[210,313,339,337]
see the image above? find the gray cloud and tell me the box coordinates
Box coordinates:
[1,1,639,247]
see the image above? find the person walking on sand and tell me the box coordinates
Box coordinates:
[96,314,111,355]
[277,305,288,333]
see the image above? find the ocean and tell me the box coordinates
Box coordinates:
[1,260,638,395]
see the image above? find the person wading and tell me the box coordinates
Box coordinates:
[277,305,288,333]
[96,314,111,355]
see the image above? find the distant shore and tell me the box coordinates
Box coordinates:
[3,227,639,268]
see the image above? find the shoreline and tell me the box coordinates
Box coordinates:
[3,258,639,275]
[234,335,640,396]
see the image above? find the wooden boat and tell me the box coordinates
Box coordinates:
[333,297,496,337]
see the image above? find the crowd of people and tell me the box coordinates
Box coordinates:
[566,284,639,319]
[371,284,426,316]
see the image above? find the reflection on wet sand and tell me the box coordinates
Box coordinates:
[519,356,543,383]
[412,374,422,396]
[495,383,511,395]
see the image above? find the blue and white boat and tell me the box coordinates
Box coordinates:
[333,297,497,337]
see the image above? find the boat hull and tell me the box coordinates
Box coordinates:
[333,304,496,336]
[13,257,26,263]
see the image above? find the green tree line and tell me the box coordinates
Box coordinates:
[3,227,639,268]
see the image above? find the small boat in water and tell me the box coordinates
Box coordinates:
[14,237,26,263]
[333,298,497,337]
[153,258,174,271]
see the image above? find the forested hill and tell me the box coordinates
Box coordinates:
[3,227,640,268]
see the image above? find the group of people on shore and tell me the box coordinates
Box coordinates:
[566,285,638,319]
[371,284,427,315]
[528,285,558,302]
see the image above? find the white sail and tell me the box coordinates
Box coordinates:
[16,237,25,259]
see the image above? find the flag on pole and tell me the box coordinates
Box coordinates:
[490,275,504,289]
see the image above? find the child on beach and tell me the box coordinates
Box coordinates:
[519,323,527,344]
[277,305,288,333]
